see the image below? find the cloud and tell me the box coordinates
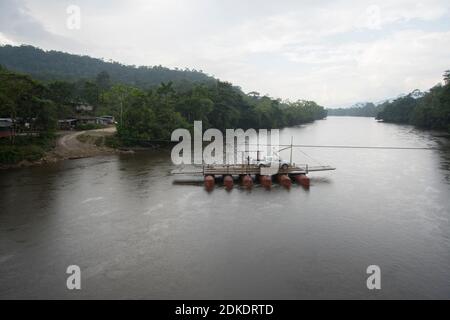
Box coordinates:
[0,32,17,46]
[0,0,54,42]
[1,0,449,107]
[0,0,80,51]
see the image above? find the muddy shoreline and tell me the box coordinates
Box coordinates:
[0,127,133,170]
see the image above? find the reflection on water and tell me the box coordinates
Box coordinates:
[0,117,449,299]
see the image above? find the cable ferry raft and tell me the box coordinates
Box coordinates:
[171,162,336,190]
[171,136,336,190]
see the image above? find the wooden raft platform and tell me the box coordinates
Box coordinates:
[172,164,336,176]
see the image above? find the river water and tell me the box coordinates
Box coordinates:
[1,117,449,299]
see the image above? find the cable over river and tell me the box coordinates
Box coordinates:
[1,117,449,299]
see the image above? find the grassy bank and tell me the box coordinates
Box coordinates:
[0,135,55,165]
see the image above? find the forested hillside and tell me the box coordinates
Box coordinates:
[0,52,327,162]
[0,45,327,142]
[0,45,215,88]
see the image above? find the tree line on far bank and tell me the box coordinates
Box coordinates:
[114,82,327,143]
[327,103,383,117]
[376,71,450,131]
[327,70,450,132]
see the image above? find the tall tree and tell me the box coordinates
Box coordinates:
[96,71,112,92]
[444,70,450,85]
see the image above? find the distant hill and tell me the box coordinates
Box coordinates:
[328,89,426,117]
[0,45,215,88]
[374,89,426,106]
[327,102,383,117]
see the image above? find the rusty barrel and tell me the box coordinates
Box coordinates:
[259,175,272,189]
[223,175,234,190]
[295,174,310,188]
[277,174,291,189]
[204,175,215,190]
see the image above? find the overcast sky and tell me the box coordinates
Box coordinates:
[0,0,449,107]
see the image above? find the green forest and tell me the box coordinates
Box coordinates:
[376,71,450,131]
[0,45,327,164]
[0,65,57,164]
[0,65,326,140]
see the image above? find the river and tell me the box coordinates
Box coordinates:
[1,117,449,299]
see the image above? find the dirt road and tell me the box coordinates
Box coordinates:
[50,127,117,160]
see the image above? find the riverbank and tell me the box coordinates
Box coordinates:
[0,127,129,170]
